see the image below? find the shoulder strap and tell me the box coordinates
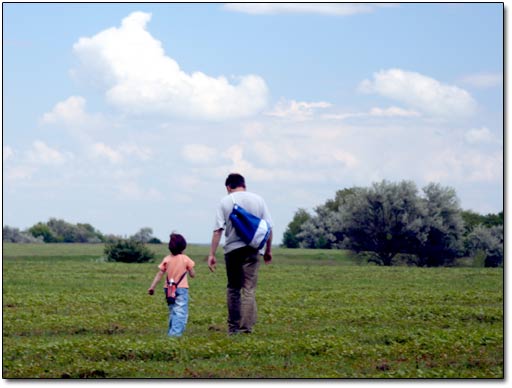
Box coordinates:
[175,270,188,286]
[230,193,237,205]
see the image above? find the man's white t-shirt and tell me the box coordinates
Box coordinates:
[213,191,273,254]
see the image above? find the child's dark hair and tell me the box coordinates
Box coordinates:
[168,233,187,255]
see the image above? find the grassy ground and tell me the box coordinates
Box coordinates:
[2,243,503,378]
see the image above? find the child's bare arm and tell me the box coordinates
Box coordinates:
[188,267,196,278]
[148,270,164,295]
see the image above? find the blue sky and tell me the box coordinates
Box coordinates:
[3,3,504,244]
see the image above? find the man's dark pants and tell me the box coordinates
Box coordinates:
[225,246,260,334]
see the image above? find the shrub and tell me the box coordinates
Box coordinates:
[465,225,504,267]
[104,239,155,263]
[3,226,43,243]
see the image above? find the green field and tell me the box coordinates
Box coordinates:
[2,243,503,378]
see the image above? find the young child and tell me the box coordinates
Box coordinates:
[148,233,196,337]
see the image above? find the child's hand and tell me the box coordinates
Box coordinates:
[148,288,154,295]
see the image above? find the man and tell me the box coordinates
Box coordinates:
[208,173,273,335]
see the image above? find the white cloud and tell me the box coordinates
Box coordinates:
[26,140,71,165]
[3,146,14,161]
[321,106,420,121]
[40,96,107,133]
[5,165,37,181]
[460,72,503,88]
[359,68,477,117]
[118,144,152,161]
[223,3,390,16]
[181,144,218,164]
[465,127,497,144]
[4,141,72,182]
[267,99,332,121]
[117,181,163,201]
[72,11,268,120]
[333,150,358,168]
[368,106,420,118]
[41,96,87,125]
[90,142,152,164]
[425,149,502,184]
[252,141,300,166]
[91,142,123,164]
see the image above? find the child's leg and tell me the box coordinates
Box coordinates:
[168,288,189,337]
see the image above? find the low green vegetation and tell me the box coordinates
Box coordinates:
[2,243,503,378]
[104,239,155,263]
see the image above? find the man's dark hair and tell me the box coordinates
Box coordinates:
[225,173,246,189]
[168,233,187,255]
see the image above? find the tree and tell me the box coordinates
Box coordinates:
[77,223,104,243]
[298,205,345,249]
[28,223,58,242]
[131,227,155,243]
[3,226,43,243]
[461,210,504,234]
[282,209,311,248]
[282,188,358,249]
[28,219,104,243]
[465,225,504,267]
[414,183,465,267]
[340,181,426,266]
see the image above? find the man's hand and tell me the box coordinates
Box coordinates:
[208,229,222,273]
[208,255,217,272]
[264,251,272,265]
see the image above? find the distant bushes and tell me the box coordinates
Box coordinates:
[104,239,155,263]
[2,226,43,243]
[28,219,104,243]
[3,219,162,245]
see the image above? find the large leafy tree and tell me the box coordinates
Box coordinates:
[339,181,427,266]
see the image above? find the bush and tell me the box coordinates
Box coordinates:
[465,225,503,267]
[104,239,155,263]
[3,226,43,243]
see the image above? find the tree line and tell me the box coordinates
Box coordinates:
[282,180,503,267]
[3,219,162,244]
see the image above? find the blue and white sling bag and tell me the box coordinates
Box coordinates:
[229,194,271,250]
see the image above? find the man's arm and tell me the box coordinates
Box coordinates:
[264,229,273,264]
[207,228,223,272]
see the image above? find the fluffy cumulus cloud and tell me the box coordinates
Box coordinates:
[72,12,268,120]
[40,96,107,132]
[359,68,477,118]
[41,96,88,125]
